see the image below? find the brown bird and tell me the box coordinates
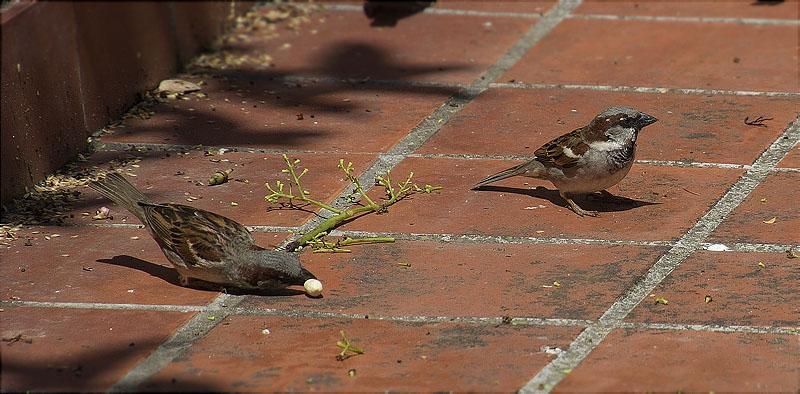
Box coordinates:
[473,106,658,217]
[90,173,316,292]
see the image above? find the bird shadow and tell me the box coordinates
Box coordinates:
[474,185,660,213]
[97,255,182,286]
[96,255,308,296]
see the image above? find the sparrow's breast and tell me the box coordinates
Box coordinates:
[548,143,636,194]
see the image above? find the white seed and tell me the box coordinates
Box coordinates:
[304,279,323,297]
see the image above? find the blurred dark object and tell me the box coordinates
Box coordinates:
[751,0,785,6]
[364,1,435,27]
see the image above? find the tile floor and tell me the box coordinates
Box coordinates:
[1,1,798,392]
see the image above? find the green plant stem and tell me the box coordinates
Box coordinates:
[268,155,440,251]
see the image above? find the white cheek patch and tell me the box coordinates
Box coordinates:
[589,140,623,151]
[561,146,580,158]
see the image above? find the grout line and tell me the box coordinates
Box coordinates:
[408,152,757,170]
[107,294,242,392]
[617,321,799,335]
[701,242,799,254]
[316,2,800,26]
[521,115,800,393]
[39,223,800,253]
[231,307,594,327]
[568,12,800,26]
[90,141,346,156]
[275,74,469,89]
[318,3,544,19]
[490,82,800,97]
[0,300,207,312]
[328,229,674,248]
[88,141,796,174]
[5,300,796,335]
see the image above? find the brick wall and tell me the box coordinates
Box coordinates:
[1,1,253,205]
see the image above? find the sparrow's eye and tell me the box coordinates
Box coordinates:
[618,116,636,127]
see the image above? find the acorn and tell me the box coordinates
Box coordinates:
[208,169,233,186]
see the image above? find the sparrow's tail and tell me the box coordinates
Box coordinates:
[472,161,532,189]
[89,172,151,222]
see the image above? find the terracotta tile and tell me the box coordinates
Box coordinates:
[245,241,665,320]
[420,88,798,165]
[0,225,219,305]
[1,2,88,205]
[575,0,800,20]
[59,150,377,228]
[212,8,532,84]
[777,146,800,168]
[0,306,195,392]
[434,1,556,14]
[100,78,457,152]
[502,18,799,93]
[709,172,800,245]
[73,3,179,131]
[143,315,582,392]
[625,251,798,327]
[336,157,743,241]
[555,328,799,392]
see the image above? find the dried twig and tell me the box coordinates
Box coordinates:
[744,116,772,127]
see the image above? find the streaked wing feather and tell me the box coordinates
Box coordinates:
[142,203,254,268]
[534,129,589,169]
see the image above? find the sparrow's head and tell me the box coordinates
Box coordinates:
[238,249,317,290]
[589,106,658,143]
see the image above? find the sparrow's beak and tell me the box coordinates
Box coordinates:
[637,113,658,128]
[300,267,317,282]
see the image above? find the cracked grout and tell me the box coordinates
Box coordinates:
[521,115,800,392]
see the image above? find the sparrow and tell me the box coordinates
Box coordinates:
[90,172,316,292]
[363,1,435,27]
[473,106,658,217]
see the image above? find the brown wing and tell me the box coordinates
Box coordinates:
[141,202,255,267]
[534,128,590,169]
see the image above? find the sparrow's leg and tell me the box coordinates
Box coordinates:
[560,191,599,217]
[178,273,190,287]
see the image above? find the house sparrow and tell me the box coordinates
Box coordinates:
[90,173,317,292]
[473,106,658,217]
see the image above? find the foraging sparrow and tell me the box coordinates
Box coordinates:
[473,106,658,217]
[90,173,316,292]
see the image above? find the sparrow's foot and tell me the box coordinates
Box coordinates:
[178,273,190,287]
[561,191,599,217]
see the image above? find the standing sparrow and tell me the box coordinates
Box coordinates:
[90,172,317,292]
[473,106,657,217]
